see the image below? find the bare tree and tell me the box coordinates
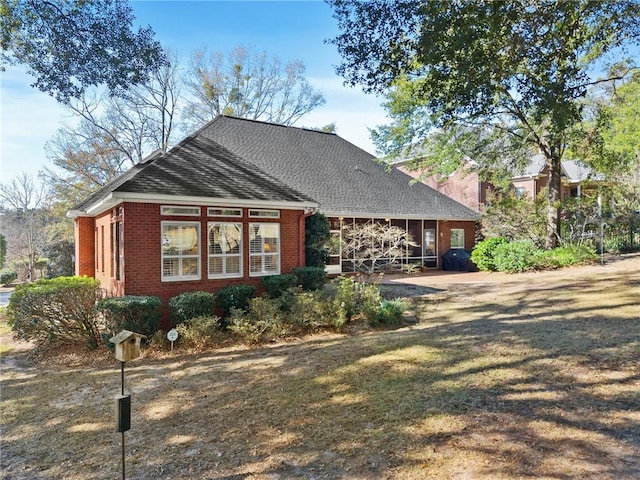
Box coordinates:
[0,173,51,281]
[185,46,325,128]
[342,222,417,274]
[44,57,182,205]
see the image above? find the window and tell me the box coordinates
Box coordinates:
[161,205,200,216]
[450,229,465,249]
[208,207,242,217]
[111,207,124,280]
[208,223,242,278]
[515,187,526,199]
[249,209,280,218]
[162,222,200,281]
[249,223,280,276]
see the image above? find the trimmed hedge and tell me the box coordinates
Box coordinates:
[169,291,216,323]
[216,284,257,317]
[7,276,102,348]
[95,295,162,343]
[292,266,326,291]
[261,274,297,298]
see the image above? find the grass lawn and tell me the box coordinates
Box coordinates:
[1,254,639,479]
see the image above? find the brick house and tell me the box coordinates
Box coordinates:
[69,116,479,307]
[396,154,600,212]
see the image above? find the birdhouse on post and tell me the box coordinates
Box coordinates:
[109,330,146,362]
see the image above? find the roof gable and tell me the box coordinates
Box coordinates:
[69,130,315,217]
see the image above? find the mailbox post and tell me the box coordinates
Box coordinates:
[110,330,146,480]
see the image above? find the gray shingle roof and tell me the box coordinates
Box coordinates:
[200,116,479,220]
[70,115,479,221]
[70,133,315,215]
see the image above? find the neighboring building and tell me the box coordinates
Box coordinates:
[396,160,487,212]
[68,116,479,310]
[511,155,601,201]
[397,153,601,211]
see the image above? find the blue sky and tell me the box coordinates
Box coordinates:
[0,0,388,182]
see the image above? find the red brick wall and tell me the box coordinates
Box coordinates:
[74,217,95,277]
[86,202,307,324]
[438,220,476,258]
[398,166,482,212]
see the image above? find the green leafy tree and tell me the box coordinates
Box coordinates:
[329,0,640,248]
[1,0,165,102]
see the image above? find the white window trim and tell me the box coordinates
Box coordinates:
[207,207,243,218]
[249,223,281,277]
[207,222,243,279]
[450,228,465,249]
[161,205,201,216]
[248,209,280,218]
[161,221,201,282]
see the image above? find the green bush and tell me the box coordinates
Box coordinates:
[376,298,409,326]
[333,276,358,328]
[6,276,102,348]
[176,315,222,348]
[492,240,540,273]
[533,245,597,270]
[285,289,335,329]
[168,291,216,323]
[261,274,297,298]
[292,266,326,291]
[95,295,161,343]
[0,268,17,286]
[471,237,510,271]
[305,212,331,268]
[216,284,257,317]
[227,298,291,344]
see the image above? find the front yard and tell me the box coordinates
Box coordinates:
[1,254,639,479]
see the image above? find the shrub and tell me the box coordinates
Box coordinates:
[292,266,326,291]
[492,240,541,273]
[333,276,358,328]
[471,237,510,271]
[6,276,102,348]
[169,291,216,323]
[216,284,257,317]
[305,212,330,268]
[95,295,161,343]
[376,298,409,326]
[0,268,17,286]
[176,315,222,348]
[533,245,597,270]
[227,298,291,344]
[261,274,297,299]
[285,289,335,329]
[359,282,383,324]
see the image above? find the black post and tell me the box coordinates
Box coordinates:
[120,361,125,480]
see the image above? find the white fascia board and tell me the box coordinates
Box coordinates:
[321,210,479,221]
[78,192,318,217]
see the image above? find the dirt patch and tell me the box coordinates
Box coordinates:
[1,254,639,479]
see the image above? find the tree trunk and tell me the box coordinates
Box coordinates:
[545,153,562,249]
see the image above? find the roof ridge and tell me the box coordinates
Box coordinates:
[219,115,337,136]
